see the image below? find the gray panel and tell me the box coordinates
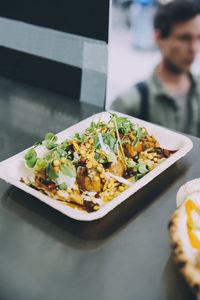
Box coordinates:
[83,41,107,73]
[0,17,108,74]
[0,17,83,68]
[80,69,107,107]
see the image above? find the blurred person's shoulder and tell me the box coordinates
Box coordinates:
[193,74,200,86]
[110,85,140,116]
[110,75,153,117]
[191,73,200,94]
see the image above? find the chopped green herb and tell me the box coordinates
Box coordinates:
[126,160,136,168]
[135,173,146,180]
[60,164,76,178]
[138,164,149,174]
[94,133,118,154]
[94,151,108,164]
[46,163,59,181]
[58,182,68,190]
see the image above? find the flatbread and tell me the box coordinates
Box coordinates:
[168,179,200,297]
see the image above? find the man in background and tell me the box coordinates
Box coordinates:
[111,0,200,136]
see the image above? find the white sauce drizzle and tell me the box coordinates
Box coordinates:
[98,133,112,155]
[105,172,132,186]
[56,172,76,189]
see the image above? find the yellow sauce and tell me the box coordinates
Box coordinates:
[186,200,200,251]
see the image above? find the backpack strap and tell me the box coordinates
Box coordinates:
[135,81,149,121]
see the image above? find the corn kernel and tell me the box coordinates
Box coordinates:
[53,159,60,167]
[80,149,86,155]
[54,166,59,173]
[103,196,108,202]
[93,205,99,210]
[118,186,124,192]
[57,190,64,197]
[94,176,99,182]
[114,191,120,197]
[110,178,115,185]
[86,143,90,149]
[97,166,103,172]
[147,154,153,160]
[155,141,160,147]
[61,157,68,164]
[90,197,96,204]
[72,141,79,151]
[129,134,135,140]
[86,161,93,169]
[127,178,133,182]
[100,173,105,178]
[89,138,94,144]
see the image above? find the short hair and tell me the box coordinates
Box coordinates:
[154,0,200,38]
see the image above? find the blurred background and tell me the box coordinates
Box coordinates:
[106,0,200,109]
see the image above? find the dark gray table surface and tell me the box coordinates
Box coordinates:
[0,76,199,300]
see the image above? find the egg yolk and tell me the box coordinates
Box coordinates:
[186,200,200,251]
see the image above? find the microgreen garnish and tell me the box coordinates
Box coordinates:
[74,133,87,143]
[25,149,37,168]
[110,113,134,135]
[132,127,146,147]
[112,115,127,167]
[60,140,70,149]
[33,140,43,148]
[85,120,106,135]
[45,133,58,150]
[36,158,47,170]
[121,139,130,145]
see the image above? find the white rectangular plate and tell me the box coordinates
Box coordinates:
[0,111,193,221]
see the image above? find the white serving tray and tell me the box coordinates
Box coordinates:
[0,111,193,221]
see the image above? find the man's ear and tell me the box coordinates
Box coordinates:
[154,29,164,50]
